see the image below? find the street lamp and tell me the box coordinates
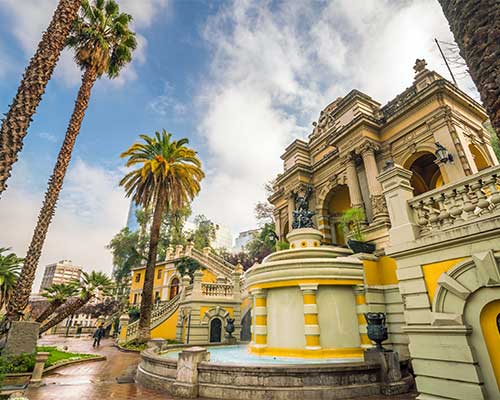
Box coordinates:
[435,142,454,163]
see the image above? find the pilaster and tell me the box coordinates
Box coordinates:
[300,284,321,350]
[250,288,268,348]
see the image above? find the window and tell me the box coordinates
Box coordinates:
[155,291,160,303]
[133,293,138,304]
[157,269,162,279]
[135,273,141,282]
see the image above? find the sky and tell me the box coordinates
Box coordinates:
[0,0,478,290]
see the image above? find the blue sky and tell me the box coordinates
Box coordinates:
[0,0,478,287]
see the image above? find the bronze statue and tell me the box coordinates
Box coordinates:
[291,186,315,229]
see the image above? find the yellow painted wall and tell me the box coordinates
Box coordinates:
[202,269,216,283]
[151,309,179,340]
[363,256,398,286]
[129,263,177,304]
[422,258,465,302]
[480,299,500,390]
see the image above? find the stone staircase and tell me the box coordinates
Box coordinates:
[125,294,180,341]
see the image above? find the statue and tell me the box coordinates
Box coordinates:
[291,186,315,229]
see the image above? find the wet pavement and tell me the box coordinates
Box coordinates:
[26,335,417,400]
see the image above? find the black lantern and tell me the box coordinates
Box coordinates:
[435,142,453,163]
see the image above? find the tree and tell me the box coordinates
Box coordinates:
[0,248,22,310]
[120,130,204,341]
[6,0,136,321]
[0,0,81,196]
[246,222,276,263]
[39,271,113,334]
[190,214,216,250]
[78,297,121,318]
[174,257,204,283]
[107,227,144,282]
[218,249,253,270]
[36,282,79,323]
[438,0,500,139]
[255,202,274,224]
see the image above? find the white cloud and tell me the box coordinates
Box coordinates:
[38,131,57,143]
[0,0,168,87]
[192,0,479,235]
[0,158,129,291]
[148,81,187,117]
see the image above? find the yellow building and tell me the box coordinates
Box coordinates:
[266,59,500,399]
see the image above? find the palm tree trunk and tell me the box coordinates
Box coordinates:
[0,0,81,196]
[137,189,167,341]
[6,66,98,321]
[35,300,63,323]
[438,0,500,138]
[39,296,88,334]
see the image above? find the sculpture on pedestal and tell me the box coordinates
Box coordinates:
[291,186,315,229]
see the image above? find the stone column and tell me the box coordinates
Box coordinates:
[344,153,363,207]
[166,246,174,260]
[251,288,268,348]
[118,313,130,343]
[185,242,194,256]
[377,164,420,247]
[175,245,184,258]
[172,347,210,398]
[360,142,389,223]
[287,194,295,230]
[232,264,243,302]
[30,351,49,387]
[192,269,203,300]
[300,284,321,350]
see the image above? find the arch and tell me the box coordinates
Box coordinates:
[201,306,230,325]
[209,317,222,343]
[431,253,500,398]
[318,184,351,245]
[469,143,490,171]
[240,309,251,342]
[404,151,443,196]
[169,277,180,300]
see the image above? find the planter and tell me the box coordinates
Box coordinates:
[0,373,31,395]
[347,239,376,254]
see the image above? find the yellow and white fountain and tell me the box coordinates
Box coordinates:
[245,189,366,359]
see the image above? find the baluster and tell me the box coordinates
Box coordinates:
[438,192,453,228]
[426,197,440,231]
[475,179,490,212]
[412,201,430,235]
[462,184,477,220]
[449,188,464,223]
[486,174,500,209]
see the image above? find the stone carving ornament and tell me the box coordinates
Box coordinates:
[291,185,315,229]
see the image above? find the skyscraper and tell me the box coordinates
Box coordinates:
[39,260,82,291]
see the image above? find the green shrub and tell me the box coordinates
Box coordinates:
[276,240,290,251]
[340,208,366,241]
[0,353,36,384]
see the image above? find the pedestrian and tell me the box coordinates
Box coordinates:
[92,325,105,347]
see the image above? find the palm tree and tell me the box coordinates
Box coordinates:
[35,282,79,323]
[0,248,22,310]
[120,130,204,341]
[39,271,113,334]
[0,0,81,196]
[438,0,500,139]
[5,0,136,322]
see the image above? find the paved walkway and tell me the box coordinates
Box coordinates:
[26,336,416,400]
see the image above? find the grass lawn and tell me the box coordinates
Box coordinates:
[36,346,98,367]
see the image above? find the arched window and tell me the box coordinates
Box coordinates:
[407,152,443,196]
[169,277,179,300]
[469,144,490,171]
[209,318,222,343]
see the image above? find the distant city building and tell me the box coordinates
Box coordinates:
[213,224,233,250]
[39,260,82,291]
[233,229,259,252]
[126,201,140,232]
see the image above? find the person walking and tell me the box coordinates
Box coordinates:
[92,325,105,347]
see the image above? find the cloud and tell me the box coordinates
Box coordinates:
[0,158,129,291]
[192,0,479,234]
[0,0,168,87]
[38,132,57,143]
[148,81,188,117]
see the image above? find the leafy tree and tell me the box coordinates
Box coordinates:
[39,271,114,334]
[120,130,204,341]
[218,249,253,270]
[438,0,500,140]
[0,248,22,310]
[189,214,216,250]
[486,123,500,161]
[0,0,81,196]
[107,228,143,282]
[174,257,204,283]
[79,297,121,318]
[6,0,136,322]
[36,282,79,323]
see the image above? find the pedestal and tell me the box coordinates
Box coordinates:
[2,321,40,356]
[172,347,210,398]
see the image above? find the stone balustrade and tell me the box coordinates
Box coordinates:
[408,165,500,236]
[201,282,233,298]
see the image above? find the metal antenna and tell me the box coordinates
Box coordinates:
[435,38,458,87]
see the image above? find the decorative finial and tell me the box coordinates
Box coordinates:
[413,59,427,74]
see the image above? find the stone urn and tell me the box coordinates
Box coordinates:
[225,318,235,339]
[365,312,388,351]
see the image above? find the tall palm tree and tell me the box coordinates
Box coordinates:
[438,0,500,138]
[5,0,136,322]
[39,271,113,334]
[36,282,79,323]
[0,248,22,310]
[120,130,204,341]
[0,0,81,196]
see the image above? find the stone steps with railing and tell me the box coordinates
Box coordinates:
[125,294,180,341]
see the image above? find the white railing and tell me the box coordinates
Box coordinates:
[126,293,180,341]
[191,248,234,279]
[408,165,500,237]
[201,282,233,298]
